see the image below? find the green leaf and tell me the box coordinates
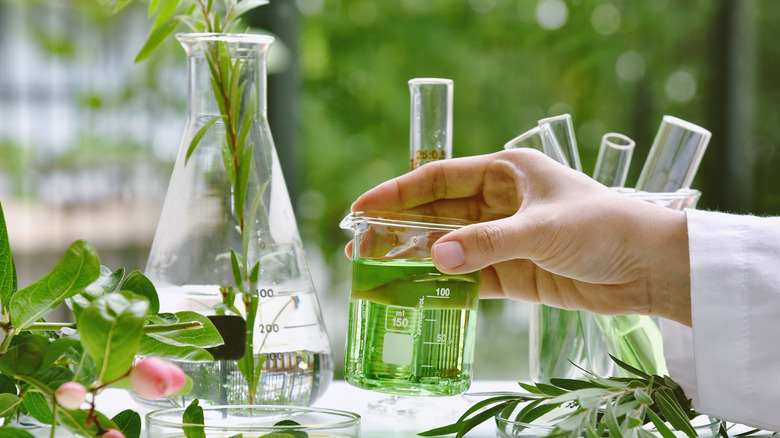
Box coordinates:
[232,0,269,20]
[604,400,625,438]
[30,365,74,392]
[235,91,255,154]
[135,17,179,63]
[0,335,48,377]
[534,382,567,396]
[58,408,118,437]
[183,399,206,438]
[634,388,654,405]
[67,266,125,318]
[186,116,222,165]
[653,389,697,438]
[145,311,224,349]
[0,393,21,418]
[646,408,677,438]
[77,292,149,383]
[0,428,36,438]
[121,270,160,315]
[138,336,214,362]
[41,338,80,370]
[0,201,18,313]
[455,401,513,438]
[10,240,100,330]
[550,378,598,391]
[272,420,307,438]
[113,409,142,438]
[234,143,254,226]
[151,0,180,28]
[22,391,52,424]
[610,354,652,380]
[0,374,17,395]
[230,249,243,289]
[517,382,544,394]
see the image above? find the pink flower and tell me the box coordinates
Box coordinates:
[54,381,87,410]
[100,429,125,438]
[130,358,187,399]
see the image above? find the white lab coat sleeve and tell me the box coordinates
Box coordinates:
[660,208,780,432]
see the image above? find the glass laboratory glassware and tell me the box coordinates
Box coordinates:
[409,78,453,169]
[146,405,361,437]
[538,114,582,171]
[596,191,699,377]
[592,133,636,188]
[636,116,712,192]
[529,114,614,381]
[503,126,544,152]
[340,212,481,397]
[142,33,333,408]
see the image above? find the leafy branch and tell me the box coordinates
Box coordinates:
[0,201,224,437]
[419,356,726,438]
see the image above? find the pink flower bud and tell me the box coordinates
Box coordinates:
[131,357,173,399]
[164,363,187,396]
[100,429,125,438]
[54,381,87,410]
[130,358,187,399]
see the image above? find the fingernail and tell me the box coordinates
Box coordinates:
[432,241,466,270]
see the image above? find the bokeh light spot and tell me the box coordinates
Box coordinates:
[665,70,697,102]
[616,50,645,82]
[535,0,568,30]
[591,4,621,35]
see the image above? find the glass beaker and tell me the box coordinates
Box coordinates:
[340,212,481,397]
[143,33,333,407]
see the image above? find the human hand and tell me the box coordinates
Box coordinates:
[349,149,691,326]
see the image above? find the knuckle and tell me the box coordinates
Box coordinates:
[474,223,504,255]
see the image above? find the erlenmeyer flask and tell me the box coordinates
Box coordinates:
[143,33,333,408]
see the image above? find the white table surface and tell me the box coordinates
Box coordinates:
[100,380,513,437]
[311,380,512,437]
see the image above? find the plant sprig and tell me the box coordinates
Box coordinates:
[0,200,224,437]
[419,356,725,438]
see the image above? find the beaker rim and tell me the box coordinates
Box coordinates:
[340,211,475,231]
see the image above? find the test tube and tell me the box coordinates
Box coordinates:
[504,126,544,152]
[409,78,453,170]
[504,124,570,167]
[538,114,582,172]
[592,133,636,188]
[635,115,712,192]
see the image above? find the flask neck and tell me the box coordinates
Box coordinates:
[177,33,274,120]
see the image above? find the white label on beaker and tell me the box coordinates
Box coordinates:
[385,305,416,333]
[383,332,413,365]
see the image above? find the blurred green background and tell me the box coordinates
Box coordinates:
[1,0,778,380]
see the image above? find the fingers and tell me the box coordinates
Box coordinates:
[350,154,497,213]
[431,215,541,274]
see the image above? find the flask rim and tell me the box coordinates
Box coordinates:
[176,32,275,45]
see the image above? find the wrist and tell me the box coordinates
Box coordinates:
[646,208,692,326]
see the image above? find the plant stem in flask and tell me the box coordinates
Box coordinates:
[345,259,480,396]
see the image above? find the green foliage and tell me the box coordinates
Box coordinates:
[77,292,149,383]
[9,240,100,331]
[419,356,717,438]
[0,201,224,436]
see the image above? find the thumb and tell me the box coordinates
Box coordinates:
[431,216,531,273]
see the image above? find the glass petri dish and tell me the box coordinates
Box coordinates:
[146,405,360,437]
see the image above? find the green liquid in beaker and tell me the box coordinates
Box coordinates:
[345,258,480,396]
